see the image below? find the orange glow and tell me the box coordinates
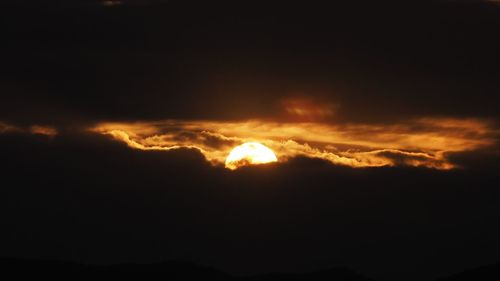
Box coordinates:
[101,0,122,6]
[30,125,58,137]
[0,122,57,137]
[225,142,278,170]
[91,118,496,170]
[0,122,20,133]
[282,97,336,121]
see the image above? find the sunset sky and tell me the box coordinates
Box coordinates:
[1,1,500,281]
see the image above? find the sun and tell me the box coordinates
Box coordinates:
[225,142,278,170]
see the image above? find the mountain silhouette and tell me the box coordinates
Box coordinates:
[3,257,500,280]
[436,263,500,281]
[243,267,376,281]
[0,258,374,280]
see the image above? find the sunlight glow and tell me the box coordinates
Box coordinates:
[91,118,496,170]
[225,142,278,170]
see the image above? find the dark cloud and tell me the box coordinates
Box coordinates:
[169,131,237,150]
[1,132,500,281]
[375,150,442,167]
[1,1,500,125]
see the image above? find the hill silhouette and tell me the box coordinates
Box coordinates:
[2,257,500,281]
[436,262,500,281]
[0,258,374,280]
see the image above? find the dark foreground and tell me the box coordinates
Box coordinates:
[1,258,499,281]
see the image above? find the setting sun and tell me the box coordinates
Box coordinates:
[225,142,278,170]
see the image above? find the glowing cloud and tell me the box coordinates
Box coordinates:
[0,122,20,134]
[91,118,497,170]
[282,97,337,121]
[0,122,57,137]
[30,125,58,137]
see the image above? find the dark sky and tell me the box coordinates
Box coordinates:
[2,0,500,125]
[1,1,500,281]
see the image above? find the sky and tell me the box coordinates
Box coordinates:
[1,1,500,281]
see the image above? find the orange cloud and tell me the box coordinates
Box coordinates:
[282,97,337,121]
[30,125,58,137]
[0,122,58,137]
[91,118,497,170]
[0,122,21,134]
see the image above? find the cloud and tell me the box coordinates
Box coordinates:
[2,0,500,128]
[0,122,21,134]
[1,129,500,281]
[29,125,58,137]
[0,121,57,137]
[91,117,497,170]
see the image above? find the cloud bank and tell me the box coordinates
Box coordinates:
[91,118,497,170]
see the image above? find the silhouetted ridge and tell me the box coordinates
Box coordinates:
[0,257,84,272]
[0,258,374,280]
[245,267,376,281]
[436,263,500,281]
[89,260,230,279]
